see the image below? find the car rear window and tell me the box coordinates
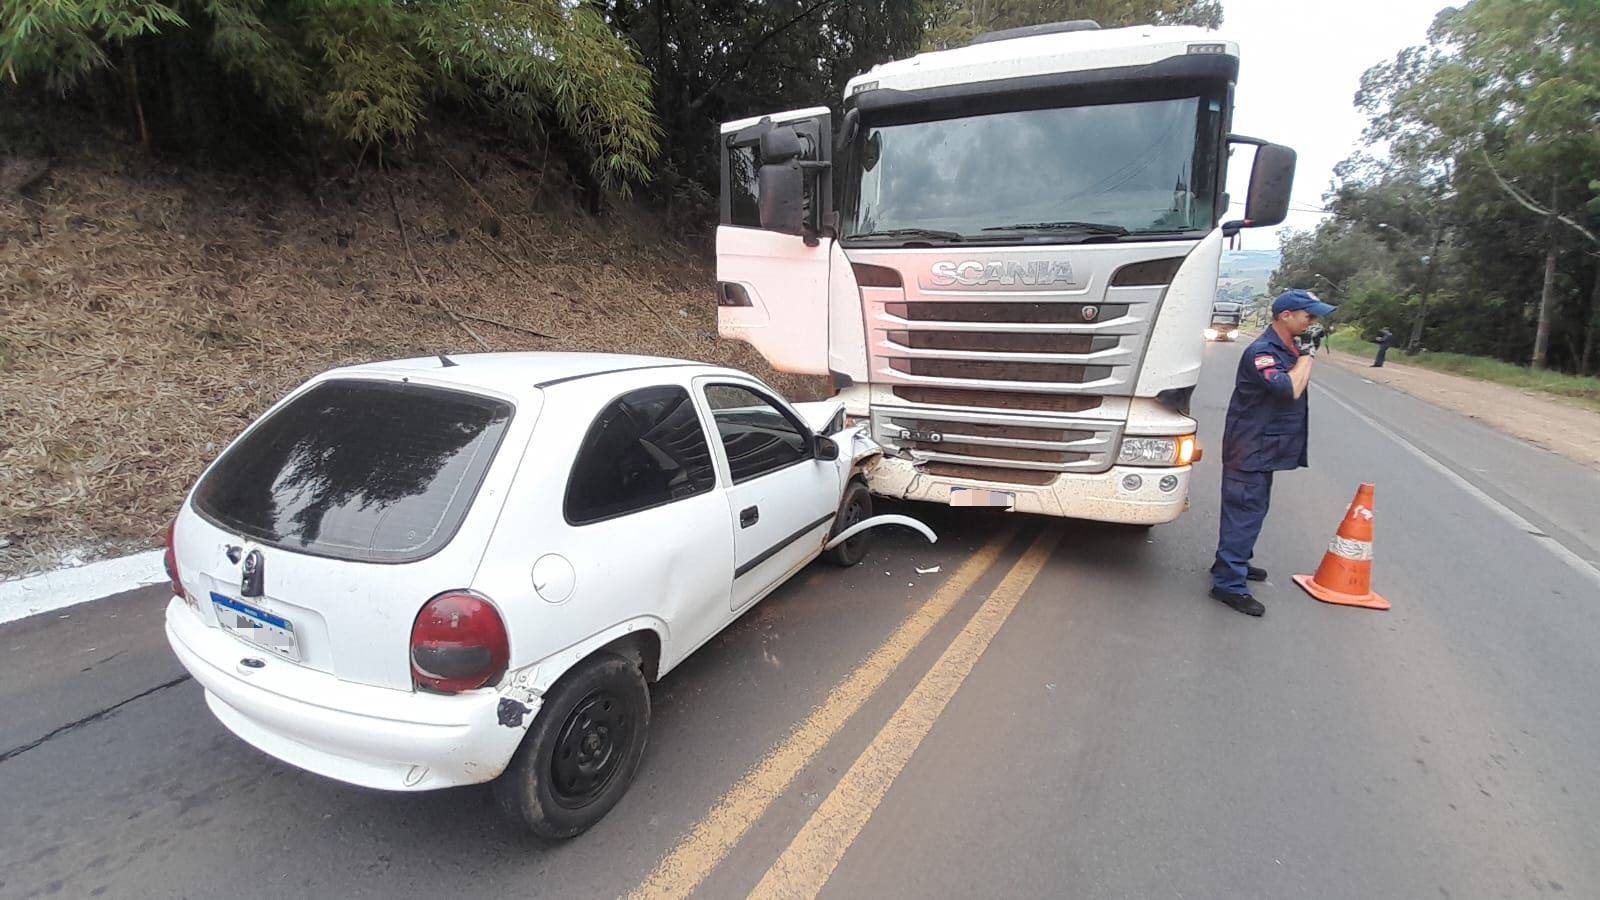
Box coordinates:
[192,379,514,563]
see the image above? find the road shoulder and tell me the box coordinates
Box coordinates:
[1323,351,1600,471]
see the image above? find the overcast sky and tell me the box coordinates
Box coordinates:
[1218,0,1453,252]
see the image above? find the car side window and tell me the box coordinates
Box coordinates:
[704,384,811,483]
[565,385,717,525]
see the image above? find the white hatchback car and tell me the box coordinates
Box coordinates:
[163,352,927,838]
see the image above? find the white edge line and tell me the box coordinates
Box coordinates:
[1317,383,1600,591]
[0,550,167,626]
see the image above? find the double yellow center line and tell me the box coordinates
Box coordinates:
[631,526,1061,899]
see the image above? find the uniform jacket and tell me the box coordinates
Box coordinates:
[1221,328,1309,472]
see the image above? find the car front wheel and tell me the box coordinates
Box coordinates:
[493,652,650,840]
[823,480,874,567]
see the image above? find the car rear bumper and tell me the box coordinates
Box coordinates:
[867,457,1190,524]
[164,597,533,791]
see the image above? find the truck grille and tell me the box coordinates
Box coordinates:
[885,302,1127,324]
[886,331,1119,354]
[888,359,1113,384]
[922,464,1059,486]
[891,387,1102,413]
[874,408,1118,475]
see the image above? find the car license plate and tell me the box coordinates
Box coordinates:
[949,488,1015,509]
[211,592,299,661]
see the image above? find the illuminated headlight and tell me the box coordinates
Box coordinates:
[1118,434,1197,467]
[1203,328,1218,340]
[1225,329,1239,340]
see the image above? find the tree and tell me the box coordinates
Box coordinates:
[1358,0,1600,369]
[1,0,660,190]
[595,0,930,215]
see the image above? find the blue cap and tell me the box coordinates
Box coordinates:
[1272,288,1337,319]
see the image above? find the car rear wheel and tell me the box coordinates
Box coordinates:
[493,652,649,840]
[823,480,873,567]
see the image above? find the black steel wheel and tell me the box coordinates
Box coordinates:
[549,689,635,808]
[493,652,649,840]
[823,480,873,567]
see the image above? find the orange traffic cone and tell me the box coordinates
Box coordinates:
[1293,483,1390,611]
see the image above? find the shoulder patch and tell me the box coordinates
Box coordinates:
[1254,355,1276,369]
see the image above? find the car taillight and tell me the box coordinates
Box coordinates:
[163,519,187,601]
[410,591,510,694]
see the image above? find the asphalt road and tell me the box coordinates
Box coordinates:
[4,341,1600,900]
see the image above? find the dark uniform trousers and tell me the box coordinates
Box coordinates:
[1211,328,1310,594]
[1211,469,1274,592]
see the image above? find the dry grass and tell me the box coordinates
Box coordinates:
[0,146,821,579]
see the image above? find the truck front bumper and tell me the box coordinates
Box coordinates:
[866,457,1191,524]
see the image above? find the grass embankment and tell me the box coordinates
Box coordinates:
[1326,330,1600,414]
[0,146,821,578]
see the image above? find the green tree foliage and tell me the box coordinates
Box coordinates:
[1,0,659,189]
[923,0,1220,51]
[1281,0,1600,374]
[597,0,930,209]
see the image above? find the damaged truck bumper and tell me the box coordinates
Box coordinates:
[165,597,532,791]
[866,457,1191,524]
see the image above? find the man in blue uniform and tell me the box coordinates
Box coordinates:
[1210,289,1336,616]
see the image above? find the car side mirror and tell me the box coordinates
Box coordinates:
[1222,137,1296,235]
[813,434,840,461]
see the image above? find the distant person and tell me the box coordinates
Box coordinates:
[1372,327,1394,368]
[1209,289,1336,617]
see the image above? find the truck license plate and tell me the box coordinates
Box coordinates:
[211,592,299,661]
[949,488,1015,508]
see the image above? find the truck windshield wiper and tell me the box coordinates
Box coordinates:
[850,228,965,242]
[979,222,1132,237]
[981,221,1130,236]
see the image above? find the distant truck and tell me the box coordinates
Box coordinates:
[1205,300,1242,342]
[712,20,1295,525]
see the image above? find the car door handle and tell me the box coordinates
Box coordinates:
[740,506,759,528]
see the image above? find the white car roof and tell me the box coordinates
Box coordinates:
[322,352,758,402]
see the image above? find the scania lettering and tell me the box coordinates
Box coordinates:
[713,20,1295,523]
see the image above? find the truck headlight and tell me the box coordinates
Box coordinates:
[1118,434,1197,467]
[1203,328,1218,340]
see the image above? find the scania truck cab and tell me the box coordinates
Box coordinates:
[714,20,1294,523]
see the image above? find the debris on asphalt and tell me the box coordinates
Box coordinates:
[916,565,941,574]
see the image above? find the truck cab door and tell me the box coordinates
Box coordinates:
[716,107,833,376]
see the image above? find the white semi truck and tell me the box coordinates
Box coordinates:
[713,20,1295,524]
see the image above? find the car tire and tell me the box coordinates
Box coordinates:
[822,480,873,567]
[492,652,650,840]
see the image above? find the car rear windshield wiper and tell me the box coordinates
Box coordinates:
[850,227,965,242]
[981,221,1130,236]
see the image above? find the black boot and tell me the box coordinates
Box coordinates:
[1246,565,1268,582]
[1210,587,1265,616]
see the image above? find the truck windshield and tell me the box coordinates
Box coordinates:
[844,95,1223,244]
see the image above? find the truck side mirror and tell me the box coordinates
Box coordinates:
[1222,137,1296,235]
[758,161,806,234]
[760,125,805,163]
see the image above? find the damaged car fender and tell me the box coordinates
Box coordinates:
[499,615,671,712]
